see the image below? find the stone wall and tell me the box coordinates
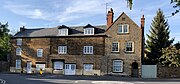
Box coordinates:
[158,65,180,78]
[10,38,50,68]
[104,13,142,76]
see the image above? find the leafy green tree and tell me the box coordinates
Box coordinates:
[0,22,10,61]
[171,0,180,16]
[160,45,180,67]
[174,41,180,49]
[146,9,174,64]
[126,0,180,16]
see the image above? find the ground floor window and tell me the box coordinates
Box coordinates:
[113,60,123,72]
[54,61,63,70]
[84,64,93,71]
[16,59,21,69]
[36,63,45,70]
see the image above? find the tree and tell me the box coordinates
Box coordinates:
[146,9,174,64]
[126,0,180,16]
[171,0,180,16]
[174,41,180,49]
[160,45,180,67]
[0,22,10,61]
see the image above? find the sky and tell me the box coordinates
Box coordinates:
[0,0,179,43]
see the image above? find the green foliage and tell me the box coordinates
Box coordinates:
[146,9,174,64]
[127,0,133,10]
[160,45,180,67]
[174,41,180,49]
[0,22,10,61]
[171,0,180,16]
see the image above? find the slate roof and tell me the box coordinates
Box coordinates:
[14,24,107,38]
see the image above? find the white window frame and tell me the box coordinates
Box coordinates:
[58,28,68,36]
[84,28,94,35]
[16,47,22,55]
[112,42,119,52]
[113,60,123,72]
[36,63,46,70]
[84,64,93,71]
[16,59,21,69]
[125,41,134,52]
[54,61,63,70]
[37,49,43,57]
[58,46,67,54]
[17,38,22,46]
[83,46,93,54]
[118,24,129,33]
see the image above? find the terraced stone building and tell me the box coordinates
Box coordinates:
[10,8,145,77]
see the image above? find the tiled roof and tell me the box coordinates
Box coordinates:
[14,25,106,37]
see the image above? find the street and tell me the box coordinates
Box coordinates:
[0,73,180,84]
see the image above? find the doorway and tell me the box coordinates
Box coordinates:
[131,61,138,77]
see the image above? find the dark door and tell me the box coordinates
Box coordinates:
[132,62,138,77]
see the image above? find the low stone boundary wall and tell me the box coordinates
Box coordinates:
[157,65,180,78]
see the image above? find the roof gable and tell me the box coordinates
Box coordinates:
[106,12,140,32]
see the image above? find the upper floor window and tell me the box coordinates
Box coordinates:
[112,42,119,52]
[59,28,68,36]
[126,41,134,52]
[37,49,43,57]
[113,60,123,72]
[16,47,22,55]
[118,24,129,33]
[17,38,22,45]
[84,28,94,35]
[83,46,93,54]
[58,46,67,54]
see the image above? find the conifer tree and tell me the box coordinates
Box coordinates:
[146,9,174,64]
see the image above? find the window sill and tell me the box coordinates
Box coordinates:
[125,51,135,54]
[111,51,120,54]
[117,33,129,35]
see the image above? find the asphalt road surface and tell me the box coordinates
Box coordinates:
[0,73,180,84]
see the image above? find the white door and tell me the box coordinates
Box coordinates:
[27,62,32,73]
[65,64,76,75]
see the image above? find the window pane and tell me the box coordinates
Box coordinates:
[84,28,94,35]
[126,42,133,52]
[36,64,45,70]
[112,43,119,52]
[58,46,67,54]
[118,25,123,33]
[113,60,123,72]
[84,64,93,71]
[84,46,93,54]
[16,48,21,55]
[124,25,128,33]
[17,38,22,45]
[16,60,21,69]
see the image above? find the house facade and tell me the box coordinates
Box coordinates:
[10,8,144,77]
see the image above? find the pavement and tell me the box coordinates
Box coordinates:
[0,73,180,84]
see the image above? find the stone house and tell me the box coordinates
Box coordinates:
[10,8,144,77]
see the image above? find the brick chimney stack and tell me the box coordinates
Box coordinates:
[107,8,114,28]
[141,15,145,64]
[20,26,26,31]
[141,15,145,29]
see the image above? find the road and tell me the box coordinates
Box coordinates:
[0,73,180,84]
